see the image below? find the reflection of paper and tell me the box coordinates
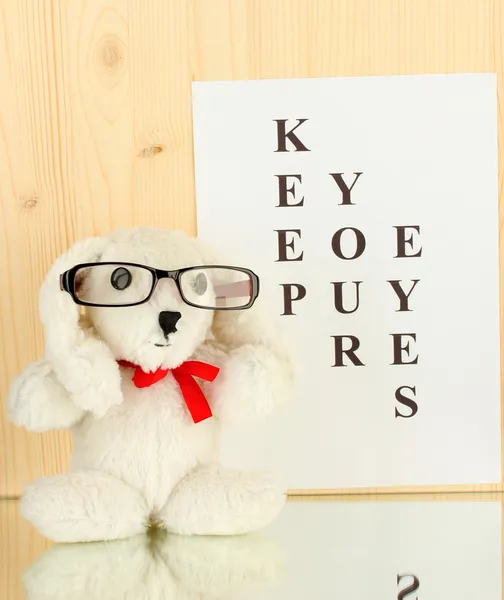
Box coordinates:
[214,279,251,298]
[247,500,502,599]
[192,73,501,489]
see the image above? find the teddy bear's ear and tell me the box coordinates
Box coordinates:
[38,235,109,351]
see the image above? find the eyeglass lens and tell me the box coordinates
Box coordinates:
[179,267,253,309]
[74,264,155,306]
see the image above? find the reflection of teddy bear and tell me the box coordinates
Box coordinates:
[22,531,285,600]
[8,227,293,543]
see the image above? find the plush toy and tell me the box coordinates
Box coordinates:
[7,226,293,543]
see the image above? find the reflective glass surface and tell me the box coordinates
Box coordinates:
[2,494,502,599]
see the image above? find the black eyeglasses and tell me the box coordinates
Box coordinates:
[59,262,260,310]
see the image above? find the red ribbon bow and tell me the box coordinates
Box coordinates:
[117,359,219,424]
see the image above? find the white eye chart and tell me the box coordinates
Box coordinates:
[192,73,501,490]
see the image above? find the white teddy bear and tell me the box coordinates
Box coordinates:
[8,226,293,543]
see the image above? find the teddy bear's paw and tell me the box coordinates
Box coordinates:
[7,359,85,432]
[213,344,293,422]
[7,360,51,429]
[157,463,287,536]
[51,336,123,417]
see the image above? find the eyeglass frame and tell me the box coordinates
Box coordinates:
[59,261,260,310]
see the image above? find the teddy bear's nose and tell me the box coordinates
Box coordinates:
[158,311,182,337]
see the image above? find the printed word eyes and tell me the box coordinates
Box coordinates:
[111,267,133,291]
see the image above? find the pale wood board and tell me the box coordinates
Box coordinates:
[0,0,503,496]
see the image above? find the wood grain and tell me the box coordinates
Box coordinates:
[0,0,503,495]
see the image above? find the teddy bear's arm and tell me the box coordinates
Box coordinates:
[196,304,294,423]
[7,359,85,432]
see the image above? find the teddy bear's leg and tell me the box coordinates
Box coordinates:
[20,470,149,543]
[156,463,286,535]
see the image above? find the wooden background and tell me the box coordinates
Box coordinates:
[0,0,503,497]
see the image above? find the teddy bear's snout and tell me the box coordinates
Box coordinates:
[158,311,182,338]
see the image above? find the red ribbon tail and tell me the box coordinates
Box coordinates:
[172,370,213,423]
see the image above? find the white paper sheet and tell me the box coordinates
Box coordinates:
[192,73,501,489]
